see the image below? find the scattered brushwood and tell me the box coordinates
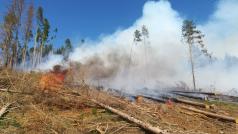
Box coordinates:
[0,69,145,134]
[0,88,9,92]
[1,69,238,134]
[91,99,168,134]
[140,94,210,109]
[209,94,238,104]
[181,105,238,123]
[171,90,238,104]
[162,96,211,109]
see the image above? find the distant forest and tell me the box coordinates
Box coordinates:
[0,0,76,69]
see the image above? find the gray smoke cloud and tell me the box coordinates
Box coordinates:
[67,0,238,95]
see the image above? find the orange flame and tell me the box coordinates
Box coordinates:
[40,65,68,92]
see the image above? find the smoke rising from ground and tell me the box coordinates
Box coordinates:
[66,0,238,95]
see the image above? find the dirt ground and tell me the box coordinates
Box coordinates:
[0,70,237,134]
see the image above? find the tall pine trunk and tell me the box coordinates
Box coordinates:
[188,43,196,91]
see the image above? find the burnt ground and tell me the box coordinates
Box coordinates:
[0,70,237,134]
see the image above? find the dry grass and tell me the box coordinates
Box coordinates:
[0,69,237,134]
[0,69,144,134]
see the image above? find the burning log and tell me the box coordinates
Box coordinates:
[181,105,238,124]
[91,99,168,134]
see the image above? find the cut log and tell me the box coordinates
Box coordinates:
[0,103,12,117]
[173,98,210,109]
[141,95,166,103]
[91,99,168,134]
[172,92,208,100]
[209,94,238,103]
[181,105,238,124]
[171,90,217,95]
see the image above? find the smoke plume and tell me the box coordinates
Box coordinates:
[48,0,238,95]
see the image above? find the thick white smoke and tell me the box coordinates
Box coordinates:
[68,0,238,95]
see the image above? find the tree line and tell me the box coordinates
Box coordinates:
[133,22,212,91]
[0,0,73,69]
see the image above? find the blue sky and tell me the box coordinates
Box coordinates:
[0,0,218,47]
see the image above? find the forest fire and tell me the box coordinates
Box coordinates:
[1,0,238,133]
[39,65,68,92]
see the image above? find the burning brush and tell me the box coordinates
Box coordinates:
[40,65,68,92]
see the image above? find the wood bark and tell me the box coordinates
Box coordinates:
[171,90,217,96]
[141,95,166,103]
[181,105,238,123]
[173,98,210,109]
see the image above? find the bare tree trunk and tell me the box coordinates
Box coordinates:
[3,43,8,68]
[12,39,18,68]
[188,43,196,91]
[22,42,27,67]
[32,35,38,67]
[39,43,43,64]
[143,36,147,84]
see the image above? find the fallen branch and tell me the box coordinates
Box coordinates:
[181,105,238,124]
[0,88,33,95]
[91,99,168,134]
[0,103,12,118]
[171,90,217,96]
[141,95,166,103]
[0,88,9,92]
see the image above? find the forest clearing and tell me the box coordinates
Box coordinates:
[0,67,237,134]
[1,0,238,134]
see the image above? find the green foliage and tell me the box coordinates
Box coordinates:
[65,38,72,51]
[92,108,97,115]
[55,38,73,60]
[42,44,53,57]
[182,20,202,44]
[42,18,50,43]
[182,20,212,59]
[0,118,21,129]
[36,6,44,25]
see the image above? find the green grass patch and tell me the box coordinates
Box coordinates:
[0,118,21,129]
